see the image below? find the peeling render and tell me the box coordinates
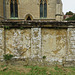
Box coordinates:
[0,27,75,63]
[42,28,67,62]
[31,28,41,58]
[6,29,31,58]
[66,28,75,61]
[0,28,4,59]
[0,21,75,66]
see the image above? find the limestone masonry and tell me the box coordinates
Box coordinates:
[0,21,75,66]
[0,0,75,66]
[0,0,63,21]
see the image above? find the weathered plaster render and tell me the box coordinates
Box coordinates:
[0,21,75,66]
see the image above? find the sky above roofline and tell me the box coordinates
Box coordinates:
[62,0,75,14]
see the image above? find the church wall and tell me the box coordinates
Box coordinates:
[6,1,10,19]
[56,16,62,21]
[47,0,56,19]
[6,0,40,19]
[56,3,63,21]
[18,0,40,19]
[0,0,3,20]
[5,0,63,20]
[56,4,62,15]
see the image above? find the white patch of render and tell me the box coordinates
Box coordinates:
[31,28,42,58]
[0,28,4,59]
[66,28,75,61]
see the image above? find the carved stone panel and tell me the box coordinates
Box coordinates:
[31,28,41,58]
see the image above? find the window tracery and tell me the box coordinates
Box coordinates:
[10,0,18,17]
[40,0,47,18]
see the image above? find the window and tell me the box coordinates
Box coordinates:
[10,0,18,17]
[25,14,33,21]
[27,16,31,20]
[40,0,47,18]
[40,0,43,17]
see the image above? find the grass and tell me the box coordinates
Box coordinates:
[0,65,75,75]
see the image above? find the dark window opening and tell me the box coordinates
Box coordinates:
[44,1,47,17]
[27,16,31,20]
[15,0,18,17]
[10,0,18,17]
[40,3,43,18]
[40,0,47,18]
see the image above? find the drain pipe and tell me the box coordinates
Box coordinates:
[3,0,6,19]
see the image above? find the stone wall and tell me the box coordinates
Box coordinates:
[31,28,41,58]
[0,28,4,59]
[56,0,63,21]
[66,28,75,61]
[42,28,67,63]
[6,29,31,58]
[0,27,74,65]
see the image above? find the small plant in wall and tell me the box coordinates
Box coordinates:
[4,26,10,29]
[43,56,46,59]
[42,56,46,66]
[3,54,13,65]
